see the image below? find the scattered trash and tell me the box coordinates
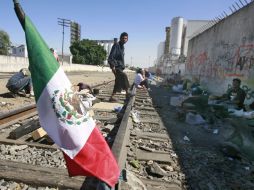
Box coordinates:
[163,165,174,172]
[147,160,153,165]
[228,109,244,117]
[114,106,122,113]
[185,112,206,125]
[243,111,254,119]
[0,102,7,106]
[0,102,13,107]
[172,84,183,93]
[139,145,155,152]
[244,166,250,170]
[130,160,140,169]
[170,96,187,107]
[147,162,167,177]
[183,136,190,141]
[228,109,254,119]
[213,129,219,134]
[131,110,140,123]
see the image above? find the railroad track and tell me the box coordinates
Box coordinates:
[0,80,125,189]
[0,77,184,190]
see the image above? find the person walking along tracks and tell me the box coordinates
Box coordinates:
[108,32,130,102]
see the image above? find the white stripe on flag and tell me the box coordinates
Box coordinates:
[37,68,95,158]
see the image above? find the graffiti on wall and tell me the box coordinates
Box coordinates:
[187,36,254,80]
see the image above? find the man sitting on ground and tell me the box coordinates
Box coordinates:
[6,68,33,97]
[134,68,149,89]
[221,78,246,110]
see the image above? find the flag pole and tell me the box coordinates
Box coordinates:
[13,0,25,30]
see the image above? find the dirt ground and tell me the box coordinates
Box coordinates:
[149,84,254,190]
[0,71,117,114]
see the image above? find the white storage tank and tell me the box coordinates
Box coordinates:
[103,43,108,53]
[107,43,113,55]
[169,17,184,56]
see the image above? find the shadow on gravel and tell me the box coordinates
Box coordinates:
[147,84,254,190]
[0,92,28,98]
[0,92,16,98]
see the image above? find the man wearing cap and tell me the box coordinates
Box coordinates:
[6,68,32,97]
[224,78,246,109]
[108,32,129,102]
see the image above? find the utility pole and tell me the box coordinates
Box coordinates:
[58,18,71,65]
[131,56,133,67]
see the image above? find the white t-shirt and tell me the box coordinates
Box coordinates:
[134,73,144,87]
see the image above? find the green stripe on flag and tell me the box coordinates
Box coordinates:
[24,16,60,102]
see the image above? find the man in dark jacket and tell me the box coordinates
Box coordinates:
[108,32,129,102]
[226,78,246,109]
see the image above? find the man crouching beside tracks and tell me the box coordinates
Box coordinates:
[6,68,33,98]
[108,32,130,102]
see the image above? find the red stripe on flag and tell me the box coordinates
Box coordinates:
[63,125,120,187]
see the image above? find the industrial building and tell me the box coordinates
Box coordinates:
[157,17,210,75]
[93,39,116,64]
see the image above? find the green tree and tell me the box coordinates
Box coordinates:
[0,30,11,55]
[70,39,107,65]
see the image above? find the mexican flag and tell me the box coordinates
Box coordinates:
[16,8,120,188]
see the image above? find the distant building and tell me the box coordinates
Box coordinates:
[157,17,210,74]
[10,44,28,57]
[70,21,81,45]
[93,39,115,65]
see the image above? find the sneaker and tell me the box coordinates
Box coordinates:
[121,90,126,94]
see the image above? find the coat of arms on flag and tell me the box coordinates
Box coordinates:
[51,89,89,125]
[13,0,120,188]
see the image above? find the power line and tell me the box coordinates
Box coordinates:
[57,18,71,65]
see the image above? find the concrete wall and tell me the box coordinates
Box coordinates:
[186,2,254,103]
[183,20,210,56]
[58,54,73,64]
[0,55,134,73]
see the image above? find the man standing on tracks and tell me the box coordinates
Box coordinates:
[108,32,130,102]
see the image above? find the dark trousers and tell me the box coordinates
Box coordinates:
[8,77,32,94]
[140,79,149,89]
[113,69,129,93]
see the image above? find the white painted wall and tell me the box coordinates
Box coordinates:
[0,55,134,73]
